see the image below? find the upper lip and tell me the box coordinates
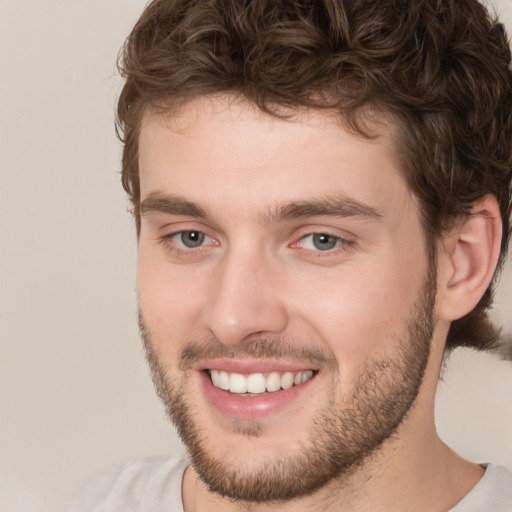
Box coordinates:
[194,358,319,374]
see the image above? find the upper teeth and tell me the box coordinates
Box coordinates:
[209,370,314,394]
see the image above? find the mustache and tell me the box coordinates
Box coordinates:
[178,338,335,370]
[138,311,335,370]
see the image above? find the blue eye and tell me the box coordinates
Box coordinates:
[301,233,342,251]
[178,230,205,248]
[160,229,218,257]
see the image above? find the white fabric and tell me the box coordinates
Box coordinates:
[63,454,512,511]
[450,464,512,512]
[63,454,188,512]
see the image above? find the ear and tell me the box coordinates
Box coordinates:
[436,195,502,322]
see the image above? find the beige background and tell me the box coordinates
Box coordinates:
[0,1,511,511]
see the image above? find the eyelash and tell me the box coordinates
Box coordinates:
[159,230,218,256]
[295,232,353,255]
[158,230,354,258]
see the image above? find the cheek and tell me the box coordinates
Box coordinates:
[136,252,207,344]
[292,258,426,372]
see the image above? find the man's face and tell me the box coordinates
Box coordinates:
[137,97,438,502]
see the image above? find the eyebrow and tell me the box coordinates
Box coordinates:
[263,195,383,223]
[140,191,383,223]
[140,192,207,218]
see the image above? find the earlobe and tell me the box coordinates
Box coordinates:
[437,195,502,322]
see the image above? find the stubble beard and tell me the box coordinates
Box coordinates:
[139,268,437,504]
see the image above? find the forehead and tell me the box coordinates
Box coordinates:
[138,95,413,220]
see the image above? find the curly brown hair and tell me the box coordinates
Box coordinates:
[117,0,512,352]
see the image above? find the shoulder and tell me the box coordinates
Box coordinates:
[451,464,512,512]
[63,453,189,512]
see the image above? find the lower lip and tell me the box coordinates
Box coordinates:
[199,371,316,420]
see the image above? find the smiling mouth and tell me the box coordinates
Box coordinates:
[208,369,315,395]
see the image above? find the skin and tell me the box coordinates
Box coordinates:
[136,95,490,511]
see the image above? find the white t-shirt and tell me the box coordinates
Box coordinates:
[64,454,512,511]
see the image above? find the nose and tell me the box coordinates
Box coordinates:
[201,250,289,346]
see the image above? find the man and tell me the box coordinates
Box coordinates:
[66,0,512,510]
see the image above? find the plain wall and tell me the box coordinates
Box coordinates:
[1,1,511,511]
